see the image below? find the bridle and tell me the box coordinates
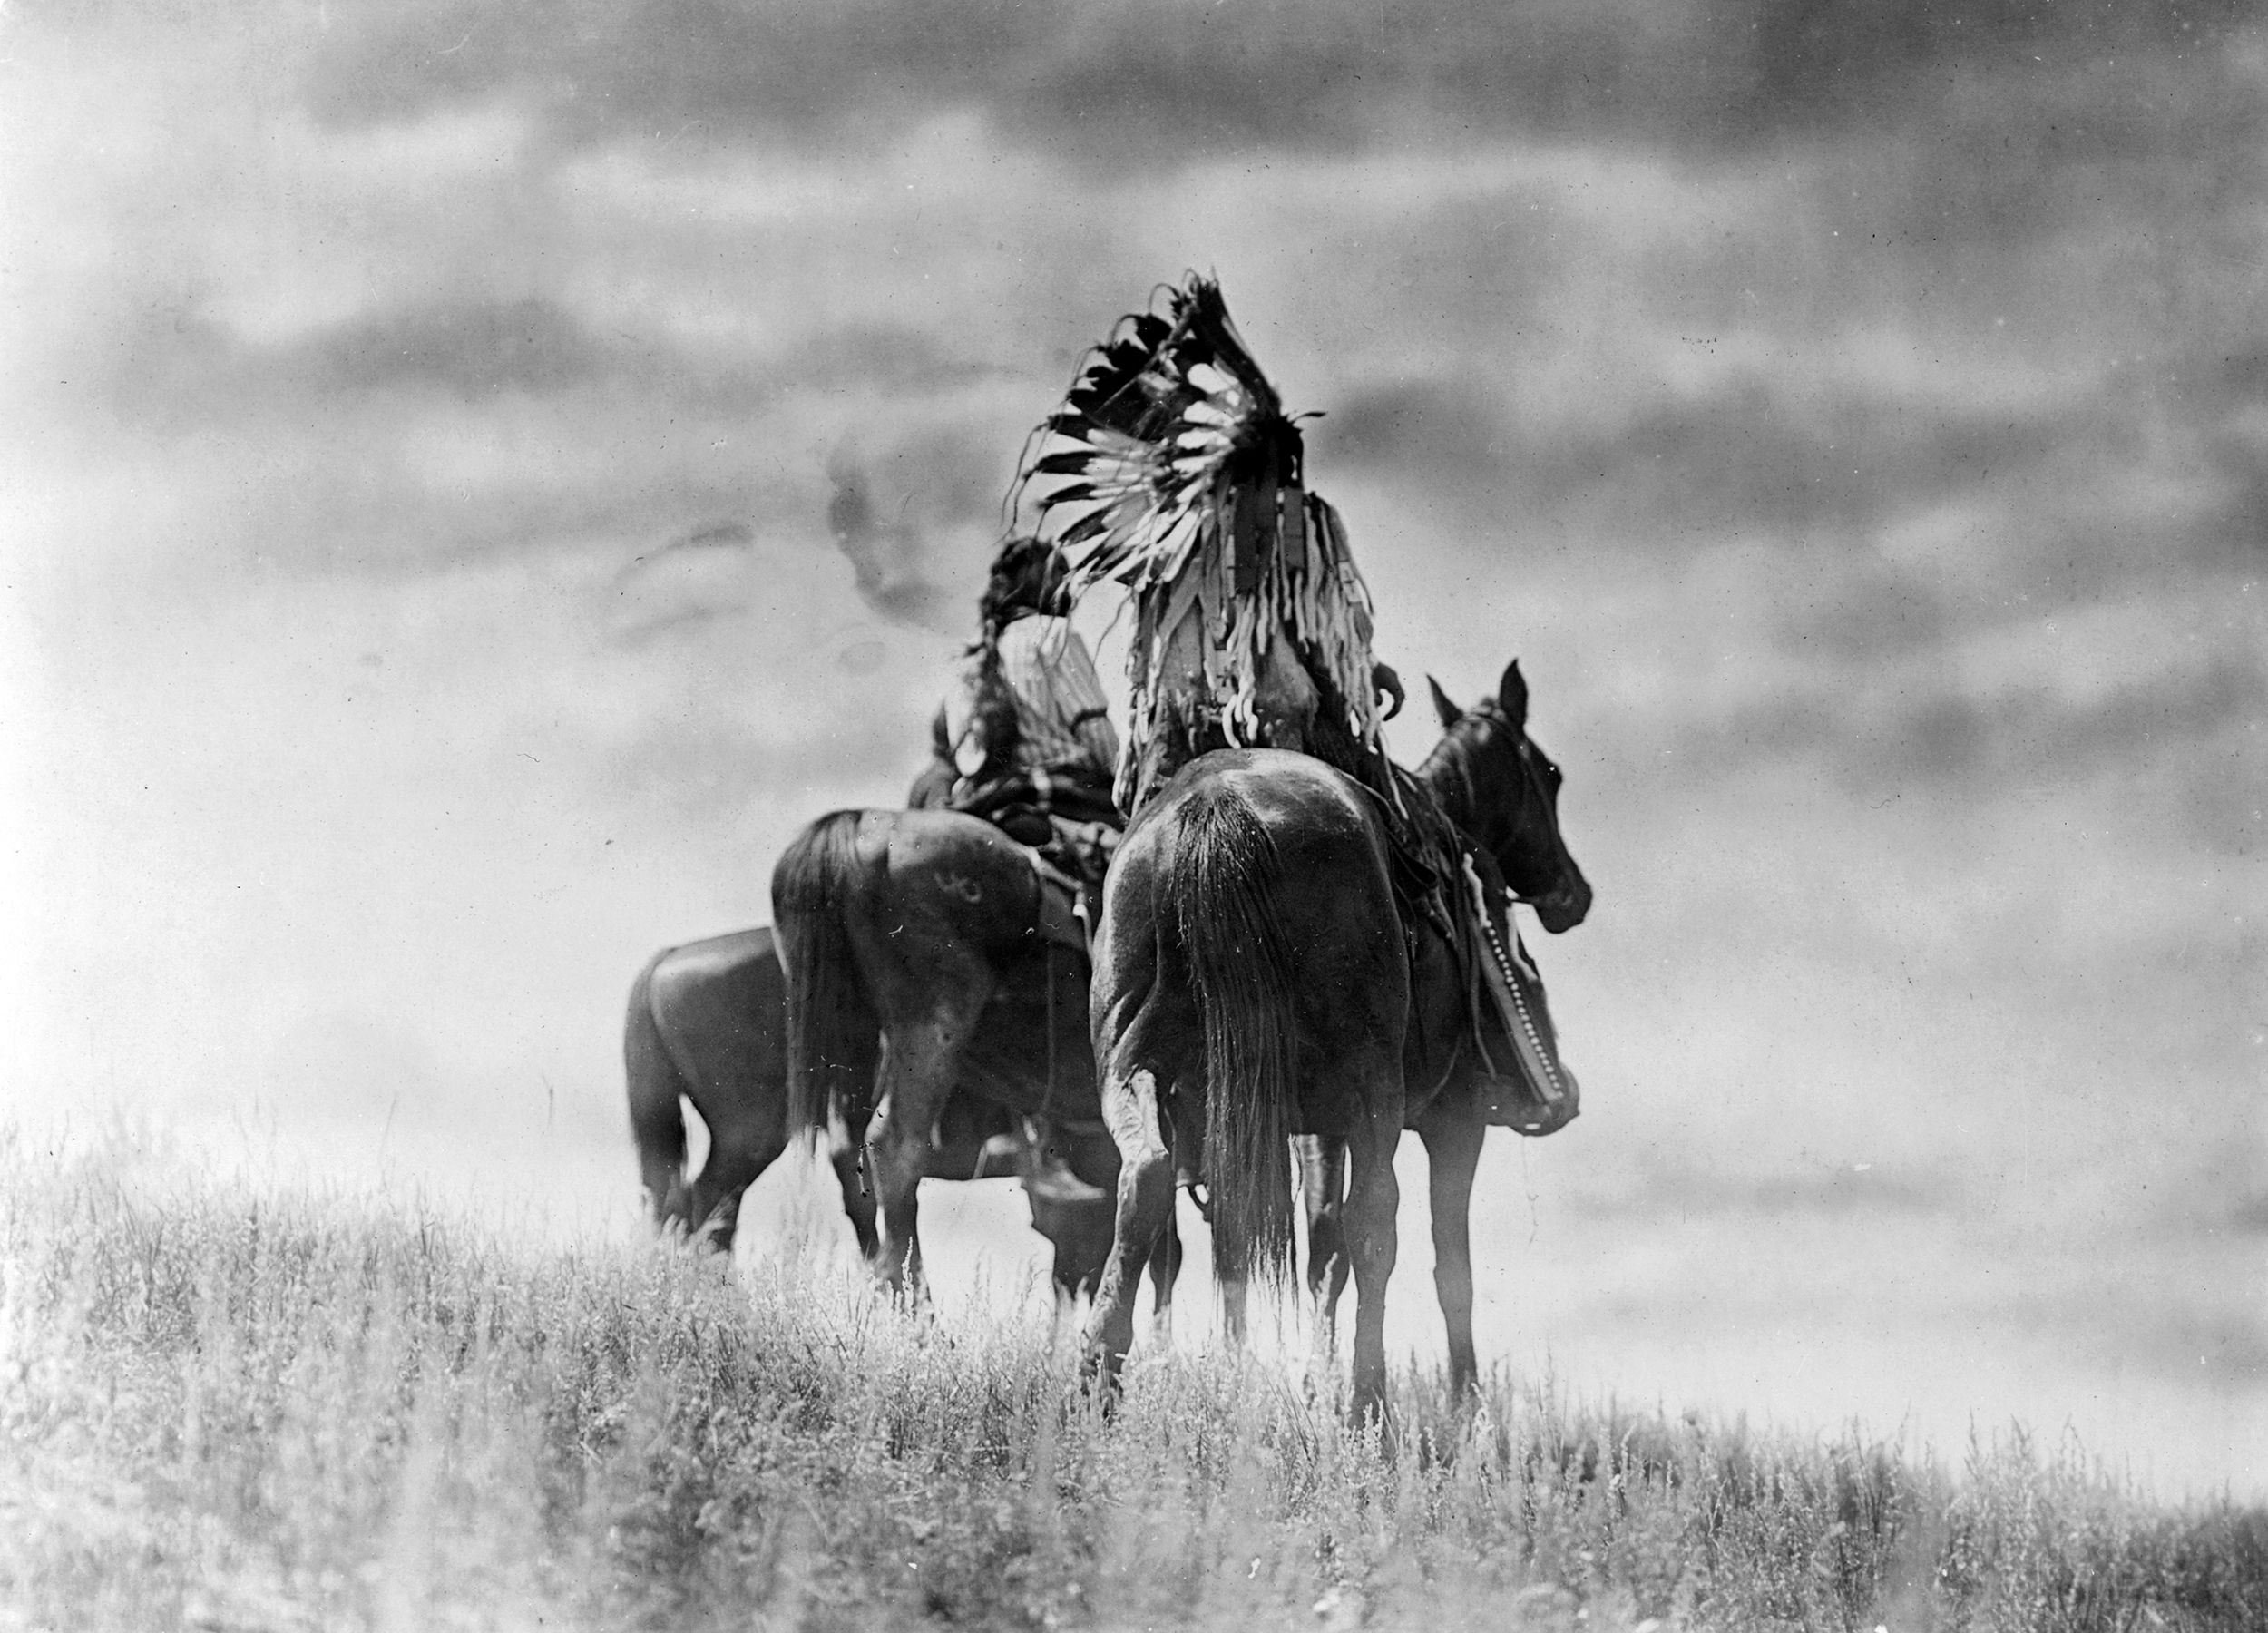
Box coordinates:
[1422,699,1559,905]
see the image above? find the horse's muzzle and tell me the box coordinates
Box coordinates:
[1532,875,1592,934]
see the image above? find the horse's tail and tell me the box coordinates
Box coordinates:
[773,811,878,1139]
[1171,784,1299,1290]
[623,947,689,1223]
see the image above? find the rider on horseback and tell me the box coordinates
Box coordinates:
[1003,275,1407,816]
[944,534,1123,884]
[942,533,1126,1206]
[1012,273,1571,1130]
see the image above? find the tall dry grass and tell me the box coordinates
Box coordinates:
[2,1129,2260,1631]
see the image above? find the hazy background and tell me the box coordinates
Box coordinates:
[4,2,2261,1496]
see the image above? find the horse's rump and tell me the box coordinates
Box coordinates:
[628,925,807,1242]
[775,807,1085,1134]
[642,928,784,1071]
[624,944,690,1211]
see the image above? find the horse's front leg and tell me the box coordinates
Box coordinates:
[1415,1100,1486,1394]
[866,1011,974,1302]
[1343,1093,1405,1426]
[1296,1134,1350,1348]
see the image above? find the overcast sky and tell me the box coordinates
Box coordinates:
[3,2,2262,1493]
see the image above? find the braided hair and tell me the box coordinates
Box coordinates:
[964,537,1070,783]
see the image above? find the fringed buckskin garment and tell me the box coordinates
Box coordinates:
[942,541,1128,920]
[945,613,1119,795]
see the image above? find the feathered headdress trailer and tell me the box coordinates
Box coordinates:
[1008,275,1391,812]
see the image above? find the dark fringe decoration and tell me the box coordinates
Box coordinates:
[771,811,880,1140]
[1169,786,1299,1291]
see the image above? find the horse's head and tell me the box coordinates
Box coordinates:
[1420,660,1592,934]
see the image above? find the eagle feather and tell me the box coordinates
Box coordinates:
[1011,273,1388,811]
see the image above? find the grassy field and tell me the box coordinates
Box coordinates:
[3,1132,2262,1633]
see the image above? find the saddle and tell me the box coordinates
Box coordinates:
[951,764,1122,943]
[915,769,1118,1197]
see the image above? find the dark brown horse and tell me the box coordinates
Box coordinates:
[772,807,1181,1315]
[1082,659,1589,1418]
[625,923,1155,1306]
[626,737,957,1248]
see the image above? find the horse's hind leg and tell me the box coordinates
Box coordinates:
[1341,1076,1406,1426]
[1297,1134,1351,1348]
[827,1108,881,1261]
[1083,1062,1177,1393]
[683,1149,773,1254]
[1416,1101,1486,1395]
[684,1081,794,1254]
[1146,1204,1184,1343]
[866,1004,982,1301]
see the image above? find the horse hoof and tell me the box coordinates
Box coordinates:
[1348,1393,1395,1443]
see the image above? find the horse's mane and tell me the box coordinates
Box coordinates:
[1413,699,1511,841]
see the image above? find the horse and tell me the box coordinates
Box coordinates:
[1081,659,1589,1420]
[772,807,1181,1318]
[625,923,1158,1308]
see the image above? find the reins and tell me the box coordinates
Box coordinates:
[1418,697,1545,905]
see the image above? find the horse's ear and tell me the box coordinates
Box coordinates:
[1497,660,1528,727]
[1428,676,1461,731]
